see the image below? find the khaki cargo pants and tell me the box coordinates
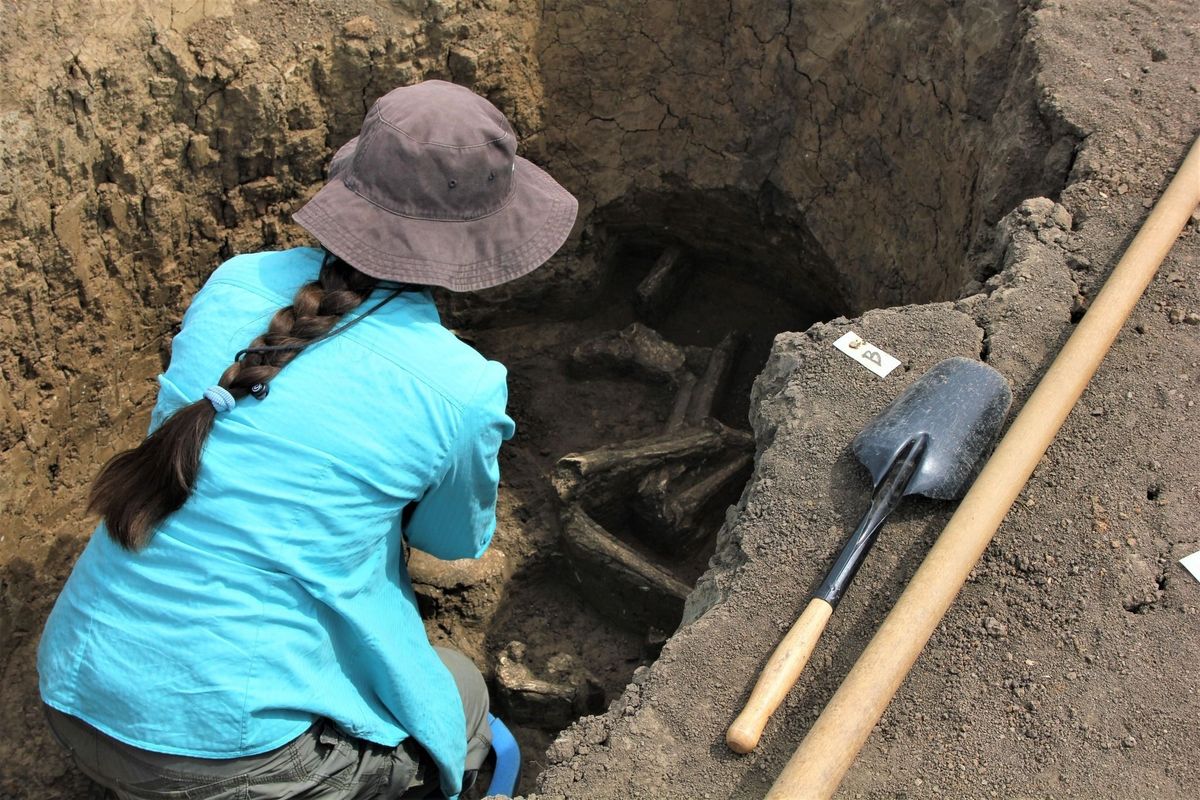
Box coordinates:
[44,648,492,800]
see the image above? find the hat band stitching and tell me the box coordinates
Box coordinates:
[378,116,513,151]
[344,174,519,222]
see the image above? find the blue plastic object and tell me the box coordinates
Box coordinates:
[485,714,521,798]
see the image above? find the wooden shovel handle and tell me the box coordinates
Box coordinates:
[726,598,834,753]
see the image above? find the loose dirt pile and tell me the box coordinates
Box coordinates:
[1,1,1197,798]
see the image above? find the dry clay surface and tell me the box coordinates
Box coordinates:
[1,1,1198,799]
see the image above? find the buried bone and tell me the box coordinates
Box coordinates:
[494,641,605,729]
[664,371,697,431]
[552,419,753,505]
[569,322,688,383]
[407,547,508,623]
[685,330,742,423]
[632,451,754,555]
[558,504,692,632]
[634,245,691,322]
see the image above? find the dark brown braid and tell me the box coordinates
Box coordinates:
[90,252,384,550]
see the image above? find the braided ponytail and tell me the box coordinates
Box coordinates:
[90,253,383,550]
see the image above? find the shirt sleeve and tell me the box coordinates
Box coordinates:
[403,360,516,560]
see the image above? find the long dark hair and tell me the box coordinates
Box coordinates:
[90,252,383,550]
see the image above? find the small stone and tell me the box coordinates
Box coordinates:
[547,738,575,762]
[984,617,1008,637]
[1050,203,1073,230]
[448,46,479,82]
[1122,735,1137,748]
[1184,313,1200,326]
[1168,308,1184,324]
[342,15,379,39]
[217,34,260,73]
[186,134,219,170]
[1150,47,1168,62]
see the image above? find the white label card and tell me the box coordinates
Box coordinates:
[1180,551,1200,584]
[833,331,901,378]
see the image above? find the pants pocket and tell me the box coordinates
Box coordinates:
[45,706,302,800]
[259,721,407,800]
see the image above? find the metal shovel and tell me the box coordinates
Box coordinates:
[726,356,1012,753]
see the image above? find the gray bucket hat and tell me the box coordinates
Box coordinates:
[294,80,578,291]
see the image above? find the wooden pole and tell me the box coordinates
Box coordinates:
[766,134,1200,800]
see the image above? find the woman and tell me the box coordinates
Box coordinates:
[37,80,577,799]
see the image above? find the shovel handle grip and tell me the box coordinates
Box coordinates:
[726,598,834,753]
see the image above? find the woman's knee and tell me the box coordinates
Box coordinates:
[432,647,491,772]
[433,649,489,730]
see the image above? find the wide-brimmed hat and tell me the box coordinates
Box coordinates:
[293,80,578,291]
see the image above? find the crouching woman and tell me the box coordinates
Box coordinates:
[37,81,577,799]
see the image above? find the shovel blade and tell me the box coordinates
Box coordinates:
[852,357,1011,500]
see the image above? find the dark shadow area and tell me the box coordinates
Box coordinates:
[0,536,104,800]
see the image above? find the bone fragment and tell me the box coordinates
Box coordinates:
[407,547,508,623]
[494,641,604,728]
[633,451,754,554]
[552,419,753,504]
[685,331,742,423]
[665,371,698,431]
[569,322,687,383]
[635,245,691,322]
[559,504,693,632]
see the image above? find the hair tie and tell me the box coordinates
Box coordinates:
[203,386,236,413]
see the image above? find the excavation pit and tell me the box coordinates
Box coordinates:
[435,233,826,785]
[1,2,1108,798]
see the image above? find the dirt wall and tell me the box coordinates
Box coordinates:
[1,2,550,792]
[0,1,546,553]
[534,0,1076,310]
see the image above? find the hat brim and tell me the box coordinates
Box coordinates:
[293,152,578,292]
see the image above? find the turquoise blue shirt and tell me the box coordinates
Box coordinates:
[37,247,514,798]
